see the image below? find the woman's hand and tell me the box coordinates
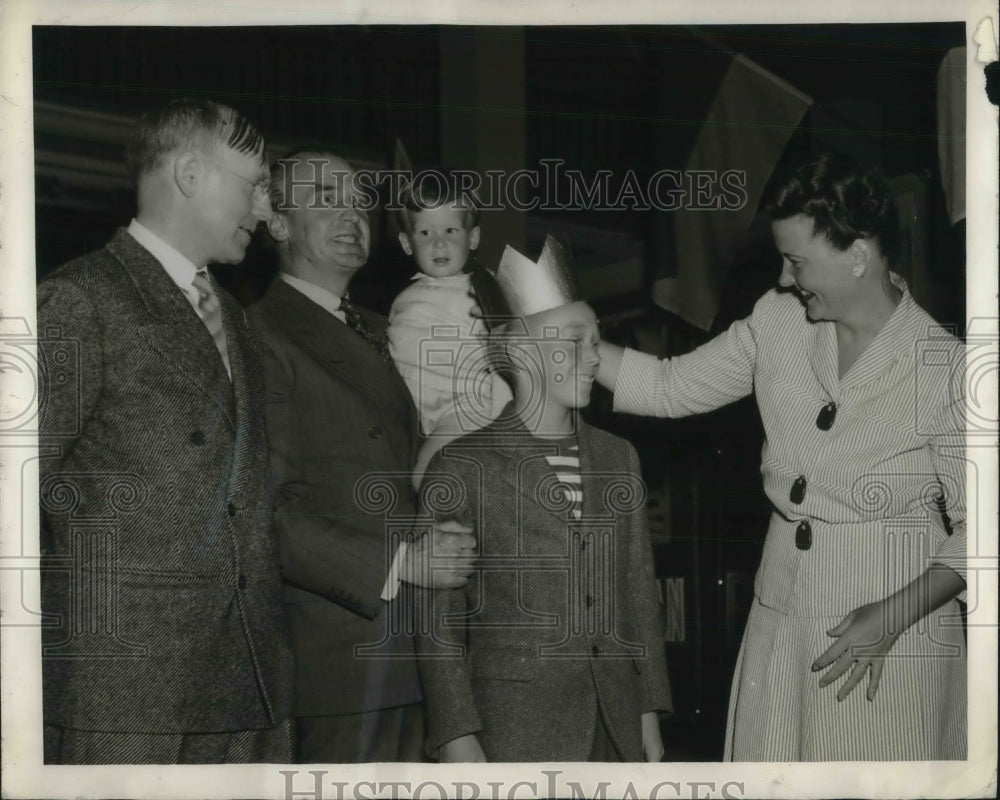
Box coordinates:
[812,565,965,702]
[439,733,487,763]
[811,600,902,702]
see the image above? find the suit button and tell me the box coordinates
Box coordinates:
[586,594,594,608]
[591,645,601,657]
[238,574,248,590]
[368,426,382,439]
[189,430,206,446]
[227,503,237,517]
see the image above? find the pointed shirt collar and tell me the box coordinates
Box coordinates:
[127,218,205,305]
[278,271,346,323]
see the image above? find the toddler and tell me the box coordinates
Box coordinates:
[387,170,511,486]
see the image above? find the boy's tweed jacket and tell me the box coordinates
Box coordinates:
[415,409,672,762]
[37,228,293,735]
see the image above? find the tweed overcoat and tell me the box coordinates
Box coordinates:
[37,228,293,735]
[415,411,673,762]
[247,278,423,717]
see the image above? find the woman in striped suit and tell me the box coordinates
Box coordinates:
[596,151,967,761]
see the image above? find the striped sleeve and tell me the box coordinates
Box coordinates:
[613,310,758,418]
[926,346,968,583]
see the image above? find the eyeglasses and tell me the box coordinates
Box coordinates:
[206,157,270,199]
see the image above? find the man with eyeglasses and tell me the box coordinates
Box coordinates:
[37,98,294,763]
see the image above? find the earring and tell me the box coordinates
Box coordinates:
[852,266,864,277]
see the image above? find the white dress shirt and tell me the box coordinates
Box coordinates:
[127,219,231,376]
[279,271,347,323]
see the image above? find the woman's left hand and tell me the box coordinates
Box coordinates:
[811,600,903,702]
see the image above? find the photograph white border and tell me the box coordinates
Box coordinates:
[1,1,996,797]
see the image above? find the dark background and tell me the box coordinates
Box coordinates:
[33,23,966,760]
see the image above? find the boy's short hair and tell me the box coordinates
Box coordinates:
[124,98,264,185]
[397,167,481,234]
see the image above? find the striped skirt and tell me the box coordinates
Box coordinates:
[724,597,967,761]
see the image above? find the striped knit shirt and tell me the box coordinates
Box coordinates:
[614,277,966,617]
[545,438,583,520]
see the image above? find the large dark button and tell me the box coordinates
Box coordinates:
[795,520,812,550]
[189,430,206,446]
[591,645,601,656]
[816,402,837,431]
[368,426,382,439]
[790,475,807,504]
[238,574,248,590]
[585,594,594,608]
[227,502,237,517]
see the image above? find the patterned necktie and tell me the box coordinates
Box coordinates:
[191,271,231,377]
[339,296,392,363]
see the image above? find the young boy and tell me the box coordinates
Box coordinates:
[387,170,512,487]
[414,251,672,762]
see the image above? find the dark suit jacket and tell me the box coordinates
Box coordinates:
[415,410,673,762]
[247,278,423,716]
[37,228,293,735]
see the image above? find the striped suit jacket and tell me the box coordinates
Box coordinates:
[37,228,293,735]
[415,410,673,762]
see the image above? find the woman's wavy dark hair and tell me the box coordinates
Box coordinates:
[764,151,900,268]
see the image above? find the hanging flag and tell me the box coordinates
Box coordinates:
[654,54,812,331]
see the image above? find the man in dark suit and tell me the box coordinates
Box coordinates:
[248,149,476,763]
[37,99,294,764]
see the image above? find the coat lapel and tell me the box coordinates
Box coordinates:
[577,421,603,522]
[492,411,585,527]
[107,229,235,426]
[577,420,633,522]
[259,279,412,417]
[808,321,840,402]
[839,280,914,393]
[220,293,263,497]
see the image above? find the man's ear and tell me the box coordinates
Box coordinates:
[267,212,289,243]
[173,151,201,198]
[398,232,413,255]
[468,225,481,251]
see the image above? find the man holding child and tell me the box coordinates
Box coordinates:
[248,151,478,763]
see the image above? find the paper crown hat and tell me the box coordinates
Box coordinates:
[471,235,580,327]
